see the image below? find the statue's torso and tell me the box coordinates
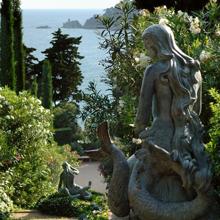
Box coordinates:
[145,71,174,152]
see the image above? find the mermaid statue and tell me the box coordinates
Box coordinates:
[97,24,219,219]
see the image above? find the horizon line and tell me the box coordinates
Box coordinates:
[21,8,107,10]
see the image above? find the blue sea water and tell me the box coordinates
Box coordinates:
[22,9,109,93]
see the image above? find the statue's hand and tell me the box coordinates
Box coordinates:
[171,150,197,189]
[171,150,197,171]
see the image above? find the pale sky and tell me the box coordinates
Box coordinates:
[21,0,121,9]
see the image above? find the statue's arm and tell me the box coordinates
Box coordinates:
[193,71,202,115]
[70,166,79,175]
[193,83,202,115]
[135,66,155,134]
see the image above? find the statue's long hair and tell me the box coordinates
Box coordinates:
[142,24,204,158]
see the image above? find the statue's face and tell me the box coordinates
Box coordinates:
[144,38,157,59]
[62,162,68,169]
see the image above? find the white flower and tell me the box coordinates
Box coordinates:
[215,26,220,37]
[132,138,142,145]
[215,30,220,37]
[189,17,201,34]
[188,15,193,22]
[119,100,125,108]
[159,18,169,26]
[112,77,117,82]
[177,10,184,17]
[194,17,200,24]
[190,26,201,34]
[36,99,41,105]
[5,115,11,120]
[199,50,212,62]
[180,11,193,22]
[134,57,140,63]
[139,53,151,67]
[139,9,148,17]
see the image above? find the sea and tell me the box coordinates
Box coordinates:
[22,9,110,93]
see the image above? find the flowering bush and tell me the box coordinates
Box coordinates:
[0,87,78,208]
[0,186,13,219]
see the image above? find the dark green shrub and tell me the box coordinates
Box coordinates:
[53,102,82,146]
[37,191,108,219]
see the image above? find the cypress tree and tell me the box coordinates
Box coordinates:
[0,0,16,90]
[13,0,25,93]
[42,60,53,109]
[30,78,38,97]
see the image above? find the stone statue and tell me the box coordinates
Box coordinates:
[58,161,92,200]
[97,24,219,219]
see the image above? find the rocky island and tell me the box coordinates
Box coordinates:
[62,6,136,30]
[36,25,51,29]
[83,15,104,29]
[62,19,82,29]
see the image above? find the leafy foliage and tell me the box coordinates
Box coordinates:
[81,82,116,143]
[37,191,108,219]
[83,1,144,149]
[53,102,82,145]
[206,88,220,195]
[209,89,220,152]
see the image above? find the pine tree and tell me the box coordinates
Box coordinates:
[0,0,16,90]
[42,60,52,109]
[23,45,40,89]
[13,0,25,93]
[42,28,83,103]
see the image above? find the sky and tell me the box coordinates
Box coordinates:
[21,0,122,9]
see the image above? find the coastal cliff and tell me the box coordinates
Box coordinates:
[62,6,131,29]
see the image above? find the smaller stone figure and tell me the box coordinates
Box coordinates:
[58,161,92,200]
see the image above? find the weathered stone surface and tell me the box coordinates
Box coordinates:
[58,161,92,200]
